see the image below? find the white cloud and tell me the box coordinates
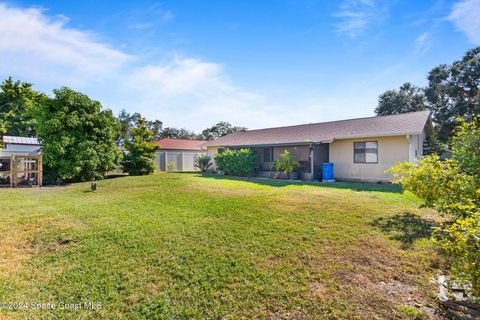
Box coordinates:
[448,0,480,45]
[0,4,132,86]
[117,56,277,130]
[0,3,389,132]
[0,3,278,131]
[414,32,431,54]
[333,0,388,38]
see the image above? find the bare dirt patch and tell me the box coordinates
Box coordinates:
[0,225,36,279]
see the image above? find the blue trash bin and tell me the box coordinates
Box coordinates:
[322,163,334,182]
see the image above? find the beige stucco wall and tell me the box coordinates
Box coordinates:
[206,146,221,171]
[329,135,410,182]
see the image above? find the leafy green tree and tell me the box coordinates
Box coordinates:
[425,47,480,141]
[117,109,162,145]
[122,118,159,176]
[0,77,46,137]
[374,47,479,142]
[387,118,480,295]
[148,120,163,141]
[159,127,198,140]
[199,121,247,141]
[451,117,480,177]
[117,109,142,145]
[374,82,426,116]
[35,87,121,182]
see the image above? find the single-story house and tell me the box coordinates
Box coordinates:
[0,136,42,187]
[155,138,207,172]
[203,111,432,182]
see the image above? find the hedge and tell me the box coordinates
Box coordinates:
[214,149,257,177]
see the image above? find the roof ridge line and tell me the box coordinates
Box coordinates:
[234,110,430,134]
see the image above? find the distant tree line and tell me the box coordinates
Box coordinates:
[117,110,247,143]
[374,46,479,144]
[0,77,247,183]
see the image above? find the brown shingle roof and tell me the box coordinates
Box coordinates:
[156,138,206,150]
[203,111,431,147]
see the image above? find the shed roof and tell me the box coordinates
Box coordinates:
[203,111,431,147]
[156,138,206,150]
[2,136,41,145]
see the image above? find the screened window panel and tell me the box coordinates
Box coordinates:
[0,158,11,172]
[263,148,273,162]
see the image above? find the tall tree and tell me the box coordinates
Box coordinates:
[425,47,480,141]
[121,118,159,176]
[117,110,162,145]
[148,119,163,140]
[159,127,198,140]
[199,121,248,141]
[0,77,45,137]
[374,82,426,116]
[117,109,142,145]
[35,87,121,182]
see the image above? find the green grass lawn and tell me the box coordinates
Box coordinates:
[0,173,443,319]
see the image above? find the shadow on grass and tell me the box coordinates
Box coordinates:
[196,173,402,193]
[372,212,436,249]
[104,174,129,179]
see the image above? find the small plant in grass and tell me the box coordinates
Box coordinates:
[194,154,213,172]
[396,305,425,320]
[273,150,300,179]
[167,162,177,172]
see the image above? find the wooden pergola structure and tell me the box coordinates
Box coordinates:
[0,154,42,188]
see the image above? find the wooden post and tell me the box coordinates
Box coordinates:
[11,155,16,187]
[38,156,43,187]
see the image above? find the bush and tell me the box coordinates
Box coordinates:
[214,149,257,177]
[387,117,480,296]
[451,117,480,176]
[273,150,300,179]
[167,162,176,172]
[434,211,480,295]
[194,154,213,172]
[387,155,477,216]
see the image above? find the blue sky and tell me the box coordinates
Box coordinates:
[0,0,479,131]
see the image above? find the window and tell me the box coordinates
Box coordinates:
[263,148,273,162]
[354,141,378,163]
[0,158,11,172]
